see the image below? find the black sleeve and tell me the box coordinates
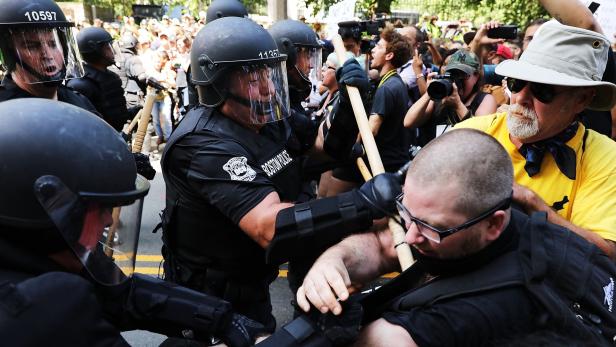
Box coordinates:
[0,272,129,346]
[66,77,98,102]
[187,138,276,224]
[381,287,536,347]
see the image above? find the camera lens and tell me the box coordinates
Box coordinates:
[427,79,454,100]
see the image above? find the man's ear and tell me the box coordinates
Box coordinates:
[385,51,394,62]
[484,210,507,242]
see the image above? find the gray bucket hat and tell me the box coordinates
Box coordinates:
[495,20,616,111]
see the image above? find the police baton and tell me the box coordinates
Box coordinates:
[333,35,414,270]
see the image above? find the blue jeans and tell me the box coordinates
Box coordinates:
[151,96,172,141]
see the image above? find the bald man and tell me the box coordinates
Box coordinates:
[295,128,600,346]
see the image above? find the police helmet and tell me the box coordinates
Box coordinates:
[76,27,116,65]
[120,33,138,50]
[269,20,322,89]
[206,0,248,23]
[191,17,290,125]
[0,99,149,285]
[0,0,84,83]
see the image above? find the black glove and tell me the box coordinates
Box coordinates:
[222,313,269,347]
[133,152,156,180]
[357,172,402,219]
[336,59,369,106]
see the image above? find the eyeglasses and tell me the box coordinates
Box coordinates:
[395,195,512,244]
[506,78,571,104]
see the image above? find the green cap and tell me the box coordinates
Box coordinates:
[445,50,480,75]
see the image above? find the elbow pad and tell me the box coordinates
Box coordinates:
[266,190,373,265]
[127,274,233,340]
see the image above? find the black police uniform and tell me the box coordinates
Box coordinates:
[161,106,305,331]
[119,48,147,109]
[0,75,99,114]
[0,235,132,346]
[66,63,129,131]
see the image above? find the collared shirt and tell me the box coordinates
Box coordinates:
[457,113,616,242]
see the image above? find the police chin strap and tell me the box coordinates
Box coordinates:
[227,92,285,120]
[17,60,65,85]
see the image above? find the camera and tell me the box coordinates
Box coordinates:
[427,74,455,100]
[487,25,519,40]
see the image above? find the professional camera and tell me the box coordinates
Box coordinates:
[338,19,385,54]
[427,74,457,100]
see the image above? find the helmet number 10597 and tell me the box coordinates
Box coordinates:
[258,50,279,59]
[24,11,57,22]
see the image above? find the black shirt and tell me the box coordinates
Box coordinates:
[370,73,410,169]
[381,211,538,347]
[0,75,99,115]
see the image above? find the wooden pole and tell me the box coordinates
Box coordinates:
[333,35,414,270]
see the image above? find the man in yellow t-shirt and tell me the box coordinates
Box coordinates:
[457,20,616,259]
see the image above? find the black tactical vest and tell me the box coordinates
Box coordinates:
[161,107,303,278]
[77,65,129,131]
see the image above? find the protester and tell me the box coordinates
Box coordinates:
[296,128,614,346]
[457,19,616,259]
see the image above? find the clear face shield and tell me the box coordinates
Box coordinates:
[33,175,149,285]
[6,26,84,84]
[99,41,118,65]
[226,61,291,125]
[296,46,322,83]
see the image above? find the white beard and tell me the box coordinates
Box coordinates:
[506,104,540,139]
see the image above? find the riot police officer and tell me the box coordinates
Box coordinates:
[183,0,250,114]
[0,98,267,347]
[67,27,130,132]
[269,19,322,110]
[118,33,148,109]
[268,19,371,295]
[206,0,248,23]
[0,0,96,113]
[161,17,398,335]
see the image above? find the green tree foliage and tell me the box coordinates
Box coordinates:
[304,0,548,27]
[404,0,548,28]
[75,0,267,19]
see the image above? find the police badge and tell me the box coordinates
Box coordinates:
[223,156,257,182]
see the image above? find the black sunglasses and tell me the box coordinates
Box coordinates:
[506,78,571,104]
[395,195,512,243]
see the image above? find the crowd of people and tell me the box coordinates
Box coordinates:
[3,0,616,346]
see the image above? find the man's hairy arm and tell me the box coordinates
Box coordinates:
[540,0,603,33]
[296,225,399,315]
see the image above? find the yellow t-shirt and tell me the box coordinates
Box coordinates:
[457,113,616,242]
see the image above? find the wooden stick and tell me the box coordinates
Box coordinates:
[356,157,373,181]
[124,110,142,135]
[131,87,158,153]
[333,35,414,270]
[104,207,122,257]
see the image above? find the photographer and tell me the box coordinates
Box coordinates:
[403,49,497,133]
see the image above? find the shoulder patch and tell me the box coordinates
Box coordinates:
[223,156,257,182]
